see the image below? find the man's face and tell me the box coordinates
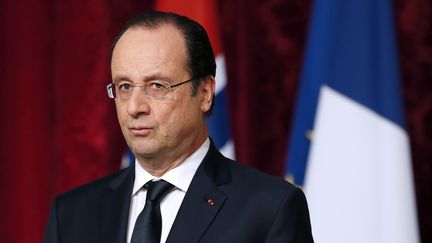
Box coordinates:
[111,25,214,162]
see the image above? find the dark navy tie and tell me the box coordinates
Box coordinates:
[131,180,174,243]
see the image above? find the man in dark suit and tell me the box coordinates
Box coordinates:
[43,11,314,243]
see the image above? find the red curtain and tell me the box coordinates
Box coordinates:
[219,0,312,177]
[0,0,151,242]
[395,0,432,242]
[0,0,430,242]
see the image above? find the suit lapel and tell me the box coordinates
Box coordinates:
[166,143,232,243]
[99,166,134,243]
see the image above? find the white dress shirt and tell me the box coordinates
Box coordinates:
[126,138,210,243]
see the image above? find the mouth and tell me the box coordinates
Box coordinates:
[128,126,153,136]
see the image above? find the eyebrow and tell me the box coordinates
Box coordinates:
[112,75,131,83]
[143,73,172,82]
[113,73,173,83]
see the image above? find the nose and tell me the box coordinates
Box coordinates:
[127,87,151,118]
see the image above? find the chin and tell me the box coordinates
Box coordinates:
[129,142,158,157]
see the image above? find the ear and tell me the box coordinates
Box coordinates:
[199,76,215,113]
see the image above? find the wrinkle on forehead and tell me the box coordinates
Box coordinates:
[111,24,190,83]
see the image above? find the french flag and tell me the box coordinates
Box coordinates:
[286,0,420,242]
[155,0,235,159]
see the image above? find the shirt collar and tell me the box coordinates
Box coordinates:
[132,138,210,196]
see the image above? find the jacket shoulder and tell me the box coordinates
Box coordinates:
[56,167,131,204]
[227,158,299,193]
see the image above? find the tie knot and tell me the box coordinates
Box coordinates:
[145,180,174,202]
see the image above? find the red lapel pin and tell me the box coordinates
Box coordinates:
[207,198,215,206]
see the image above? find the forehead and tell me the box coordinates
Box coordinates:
[111,24,189,79]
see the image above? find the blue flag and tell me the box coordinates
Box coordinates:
[286,0,419,242]
[206,55,234,159]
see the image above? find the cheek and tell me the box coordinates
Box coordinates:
[159,108,188,136]
[115,103,127,123]
[115,103,131,136]
[157,102,194,135]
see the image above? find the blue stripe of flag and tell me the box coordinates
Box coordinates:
[286,0,404,185]
[207,88,231,149]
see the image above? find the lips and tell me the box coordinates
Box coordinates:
[128,126,153,136]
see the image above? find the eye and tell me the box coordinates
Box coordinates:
[116,82,132,92]
[148,81,167,91]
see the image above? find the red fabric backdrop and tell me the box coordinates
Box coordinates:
[395,0,432,241]
[0,0,430,242]
[0,1,151,242]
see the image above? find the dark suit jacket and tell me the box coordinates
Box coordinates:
[43,142,314,243]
